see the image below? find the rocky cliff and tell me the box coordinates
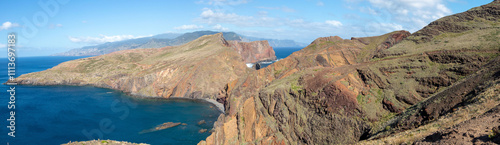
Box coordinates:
[199,1,499,144]
[11,33,250,100]
[228,40,277,63]
[198,30,412,145]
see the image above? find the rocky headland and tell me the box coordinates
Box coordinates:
[228,40,277,63]
[11,33,260,102]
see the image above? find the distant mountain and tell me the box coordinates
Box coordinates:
[150,33,181,39]
[54,31,306,56]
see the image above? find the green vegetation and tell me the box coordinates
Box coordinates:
[357,94,364,104]
[434,31,470,40]
[340,80,349,87]
[291,83,302,92]
[489,128,500,139]
[274,69,283,76]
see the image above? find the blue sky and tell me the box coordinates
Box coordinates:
[0,0,493,56]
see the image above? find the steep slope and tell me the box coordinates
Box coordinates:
[199,30,412,145]
[200,1,499,144]
[11,33,249,100]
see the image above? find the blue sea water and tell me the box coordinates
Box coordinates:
[0,47,303,145]
[259,47,303,68]
[273,47,303,59]
[0,56,222,145]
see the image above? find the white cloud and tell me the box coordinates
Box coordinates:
[68,34,152,44]
[360,7,379,15]
[212,24,229,31]
[325,20,343,27]
[196,7,349,42]
[257,6,296,13]
[198,8,346,30]
[174,24,204,30]
[0,43,6,48]
[366,22,404,33]
[0,22,20,31]
[317,1,324,6]
[197,0,249,6]
[365,0,452,31]
[199,8,253,25]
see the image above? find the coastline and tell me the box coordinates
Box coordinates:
[129,91,225,113]
[201,98,225,113]
[130,92,225,113]
[11,83,226,113]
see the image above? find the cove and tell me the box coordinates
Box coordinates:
[0,56,221,145]
[0,85,222,145]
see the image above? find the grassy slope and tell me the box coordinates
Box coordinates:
[204,1,500,144]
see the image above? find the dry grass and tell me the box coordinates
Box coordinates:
[381,28,500,58]
[358,82,500,144]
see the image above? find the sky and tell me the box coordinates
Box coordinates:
[0,0,494,57]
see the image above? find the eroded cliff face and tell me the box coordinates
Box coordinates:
[200,1,500,144]
[11,33,249,100]
[199,31,413,145]
[229,40,277,63]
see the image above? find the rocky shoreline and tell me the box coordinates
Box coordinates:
[202,98,225,113]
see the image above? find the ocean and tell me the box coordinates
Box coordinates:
[0,47,302,145]
[258,47,303,68]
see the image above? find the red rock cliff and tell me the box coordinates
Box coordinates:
[229,40,277,63]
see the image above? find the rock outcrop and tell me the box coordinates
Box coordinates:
[140,122,182,134]
[228,40,277,63]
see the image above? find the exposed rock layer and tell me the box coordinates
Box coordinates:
[229,40,277,63]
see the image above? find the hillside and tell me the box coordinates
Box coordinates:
[55,31,306,56]
[12,33,250,100]
[199,0,499,144]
